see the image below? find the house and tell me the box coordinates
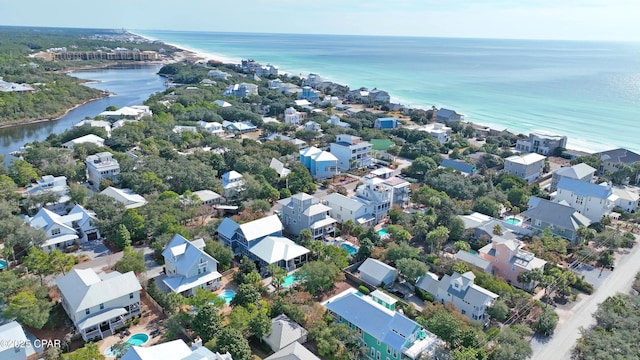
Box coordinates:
[324,290,441,360]
[326,115,350,128]
[330,134,373,171]
[263,314,309,352]
[304,121,322,132]
[248,236,310,272]
[270,158,291,178]
[440,159,477,176]
[197,120,225,136]
[86,152,120,190]
[172,125,198,134]
[62,134,106,150]
[454,250,491,273]
[0,77,34,93]
[478,236,547,289]
[368,89,391,103]
[24,175,70,214]
[355,175,392,223]
[100,187,147,209]
[208,69,231,80]
[190,190,222,206]
[221,171,245,198]
[121,339,232,360]
[322,193,376,226]
[266,134,308,150]
[515,132,568,155]
[300,86,321,103]
[278,193,337,239]
[299,146,338,180]
[382,177,411,207]
[346,87,369,102]
[302,73,323,87]
[358,258,398,286]
[504,153,546,183]
[264,342,320,360]
[256,64,278,77]
[161,234,222,296]
[0,321,28,360]
[222,120,257,134]
[435,108,463,124]
[596,148,640,179]
[98,105,152,120]
[213,99,232,108]
[26,205,100,253]
[612,186,639,212]
[374,117,399,130]
[550,163,596,192]
[56,268,141,341]
[418,123,451,143]
[284,107,306,125]
[521,197,591,243]
[74,119,112,137]
[416,271,498,324]
[112,119,138,130]
[552,177,617,222]
[224,83,258,98]
[217,214,283,256]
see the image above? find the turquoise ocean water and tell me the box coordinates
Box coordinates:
[135,30,640,153]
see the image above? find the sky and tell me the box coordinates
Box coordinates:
[1,0,639,41]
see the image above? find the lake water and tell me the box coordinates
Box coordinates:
[0,65,166,159]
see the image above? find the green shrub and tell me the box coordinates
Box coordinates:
[358,285,370,295]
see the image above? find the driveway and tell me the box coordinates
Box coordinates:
[531,235,640,360]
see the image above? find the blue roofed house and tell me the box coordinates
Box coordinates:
[374,117,399,130]
[440,159,477,176]
[521,197,591,244]
[323,290,441,360]
[299,146,339,180]
[358,258,398,287]
[552,177,617,222]
[550,163,596,192]
[217,214,284,256]
[161,234,222,297]
[416,271,498,324]
[435,108,463,124]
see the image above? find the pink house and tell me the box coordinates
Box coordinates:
[478,236,546,289]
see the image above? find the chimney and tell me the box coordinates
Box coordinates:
[192,336,203,349]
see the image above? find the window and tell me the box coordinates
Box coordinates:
[100,303,104,310]
[52,228,61,236]
[387,345,391,354]
[85,308,90,315]
[371,348,376,357]
[130,293,134,299]
[576,195,584,205]
[377,351,380,360]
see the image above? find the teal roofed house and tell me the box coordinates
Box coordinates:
[324,290,441,360]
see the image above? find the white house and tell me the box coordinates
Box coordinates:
[355,175,392,224]
[552,177,617,222]
[208,69,231,80]
[190,190,222,206]
[122,339,232,360]
[213,99,233,108]
[270,158,291,178]
[0,321,28,360]
[263,314,308,352]
[224,83,258,98]
[515,132,567,155]
[322,193,375,227]
[56,268,142,341]
[197,120,225,136]
[161,234,222,296]
[304,121,322,132]
[26,205,100,253]
[327,115,351,128]
[74,119,112,137]
[284,107,305,125]
[550,163,596,192]
[62,134,105,150]
[24,175,70,214]
[100,187,147,209]
[358,258,398,286]
[86,152,120,190]
[416,271,498,324]
[221,171,245,198]
[504,153,546,183]
[172,125,198,134]
[418,123,451,144]
[98,105,152,120]
[612,186,639,213]
[330,134,373,171]
[248,236,310,272]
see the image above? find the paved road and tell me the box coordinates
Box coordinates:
[531,238,640,360]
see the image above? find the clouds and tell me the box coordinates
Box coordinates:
[0,0,638,41]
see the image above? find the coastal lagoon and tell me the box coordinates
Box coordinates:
[136,30,640,153]
[0,65,166,158]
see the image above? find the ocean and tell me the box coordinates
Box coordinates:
[135,30,640,153]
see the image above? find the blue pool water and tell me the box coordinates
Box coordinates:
[505,217,521,225]
[378,228,388,237]
[283,274,300,288]
[217,289,236,304]
[341,243,358,256]
[0,259,7,270]
[127,333,149,346]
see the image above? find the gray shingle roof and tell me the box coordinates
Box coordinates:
[358,258,397,284]
[597,148,640,164]
[554,163,596,179]
[263,314,308,352]
[521,198,591,230]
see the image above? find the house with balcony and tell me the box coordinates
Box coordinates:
[322,193,377,227]
[217,214,283,256]
[0,321,29,360]
[435,108,463,124]
[161,234,222,297]
[224,83,258,98]
[368,89,391,104]
[304,121,322,132]
[478,236,547,289]
[248,236,310,272]
[596,148,640,178]
[419,123,451,144]
[74,119,112,137]
[284,107,306,125]
[221,171,245,198]
[382,176,411,207]
[374,117,399,130]
[56,268,141,341]
[24,175,70,214]
[86,152,120,190]
[278,193,337,239]
[550,163,596,192]
[26,205,100,253]
[416,271,498,324]
[504,153,546,183]
[552,177,617,222]
[197,121,224,136]
[122,339,232,360]
[222,120,257,134]
[612,186,639,213]
[300,86,321,103]
[323,290,441,360]
[330,134,373,171]
[521,197,591,243]
[515,132,568,155]
[208,69,231,80]
[355,175,392,223]
[299,146,338,180]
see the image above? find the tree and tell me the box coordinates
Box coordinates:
[210,327,252,360]
[396,258,429,284]
[3,290,51,329]
[114,224,132,249]
[230,283,261,307]
[492,224,503,236]
[114,246,146,274]
[8,159,38,186]
[187,288,217,310]
[23,247,55,285]
[248,311,272,340]
[121,208,146,242]
[535,306,559,336]
[386,242,420,263]
[309,322,361,360]
[487,300,509,322]
[490,326,532,360]
[426,226,450,253]
[576,226,597,244]
[267,263,286,291]
[454,241,471,252]
[473,196,501,218]
[48,249,75,276]
[299,229,312,243]
[62,343,105,360]
[68,183,91,206]
[192,304,221,343]
[356,237,374,261]
[204,240,234,271]
[296,261,343,295]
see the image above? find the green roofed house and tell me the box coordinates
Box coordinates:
[323,290,441,360]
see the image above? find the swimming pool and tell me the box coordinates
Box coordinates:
[505,217,521,225]
[341,243,358,256]
[127,333,149,346]
[104,333,149,356]
[217,289,236,304]
[378,228,388,237]
[0,259,7,270]
[283,274,300,287]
